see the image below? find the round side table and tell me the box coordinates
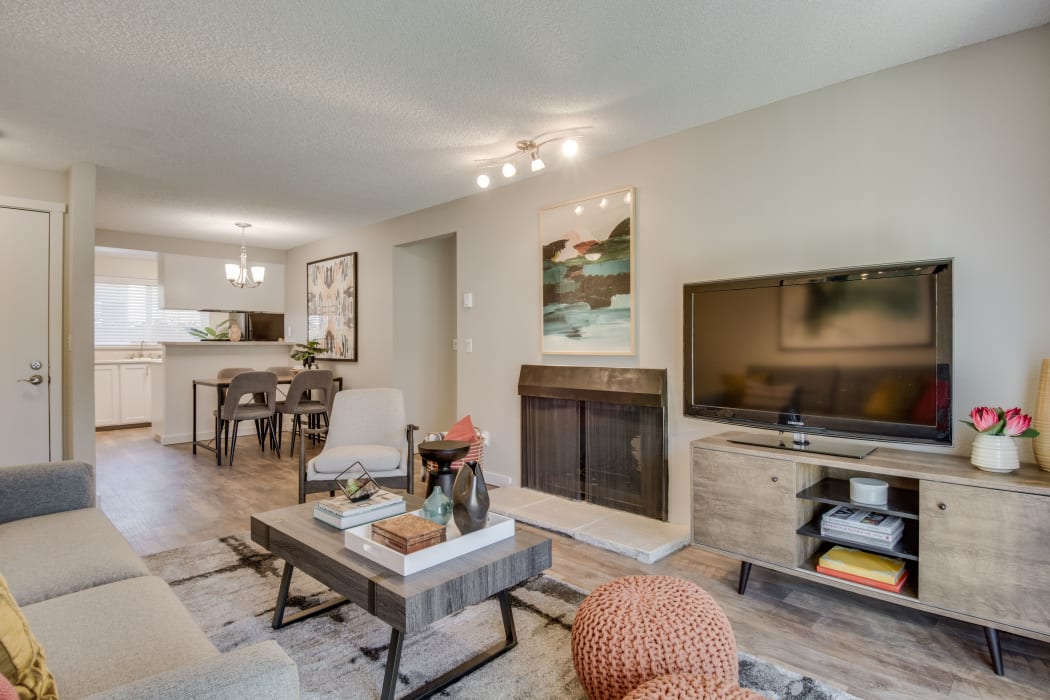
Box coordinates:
[418,439,471,499]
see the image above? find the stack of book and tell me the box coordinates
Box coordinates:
[820,505,903,549]
[313,490,405,529]
[817,545,909,593]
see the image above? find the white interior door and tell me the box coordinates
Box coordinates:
[0,207,54,465]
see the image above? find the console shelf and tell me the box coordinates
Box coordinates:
[692,431,1050,678]
[795,520,919,561]
[796,477,919,520]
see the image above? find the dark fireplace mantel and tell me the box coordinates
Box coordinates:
[517,365,667,407]
[518,365,668,520]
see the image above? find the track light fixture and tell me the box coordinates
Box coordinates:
[474,126,591,188]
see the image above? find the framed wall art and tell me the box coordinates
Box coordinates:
[307,252,358,361]
[540,187,635,355]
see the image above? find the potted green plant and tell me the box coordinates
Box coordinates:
[188,319,230,341]
[291,339,323,368]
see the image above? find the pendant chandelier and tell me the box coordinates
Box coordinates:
[225,222,265,288]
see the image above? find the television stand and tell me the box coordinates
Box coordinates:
[693,431,1050,677]
[727,431,875,459]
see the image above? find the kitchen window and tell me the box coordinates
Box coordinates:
[95,278,209,346]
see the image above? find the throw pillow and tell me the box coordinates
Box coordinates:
[739,380,797,412]
[0,574,59,700]
[864,376,923,421]
[445,414,476,442]
[0,673,18,700]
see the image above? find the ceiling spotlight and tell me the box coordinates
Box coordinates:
[599,198,608,208]
[530,151,545,172]
[574,205,584,216]
[472,126,591,187]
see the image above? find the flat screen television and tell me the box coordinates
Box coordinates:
[683,259,952,457]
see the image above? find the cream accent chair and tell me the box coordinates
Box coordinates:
[301,388,417,503]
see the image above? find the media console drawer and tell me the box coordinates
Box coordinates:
[692,447,795,567]
[919,480,1050,636]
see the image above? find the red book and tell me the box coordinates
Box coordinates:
[816,565,909,593]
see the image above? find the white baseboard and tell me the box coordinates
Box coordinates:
[159,427,293,446]
[485,471,513,487]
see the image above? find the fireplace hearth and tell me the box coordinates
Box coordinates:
[518,365,668,520]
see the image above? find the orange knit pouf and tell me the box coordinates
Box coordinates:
[622,673,764,700]
[571,575,739,700]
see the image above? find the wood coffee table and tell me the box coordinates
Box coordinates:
[250,499,552,699]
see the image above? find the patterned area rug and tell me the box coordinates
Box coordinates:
[145,534,857,699]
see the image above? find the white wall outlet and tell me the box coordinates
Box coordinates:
[464,338,473,353]
[452,338,458,351]
[463,292,473,308]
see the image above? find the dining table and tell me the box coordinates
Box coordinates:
[192,373,343,465]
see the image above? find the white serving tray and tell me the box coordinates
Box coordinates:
[344,509,515,575]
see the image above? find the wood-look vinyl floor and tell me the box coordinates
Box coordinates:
[96,428,1050,699]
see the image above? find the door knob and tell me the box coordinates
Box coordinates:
[19,374,43,385]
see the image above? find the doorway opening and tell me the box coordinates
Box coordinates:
[393,233,458,441]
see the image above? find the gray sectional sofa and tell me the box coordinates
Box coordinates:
[0,460,299,699]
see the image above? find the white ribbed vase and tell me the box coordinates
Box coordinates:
[1033,358,1050,471]
[970,434,1020,473]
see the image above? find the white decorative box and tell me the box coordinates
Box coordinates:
[850,477,889,506]
[344,509,515,575]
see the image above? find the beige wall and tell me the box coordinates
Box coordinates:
[0,161,67,203]
[65,163,96,464]
[287,25,1048,524]
[393,233,458,437]
[96,229,287,263]
[96,249,157,280]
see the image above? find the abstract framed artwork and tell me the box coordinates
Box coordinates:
[307,252,358,361]
[540,187,635,355]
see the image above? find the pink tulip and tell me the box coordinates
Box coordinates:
[969,406,1000,432]
[1003,411,1033,437]
[1003,407,1021,421]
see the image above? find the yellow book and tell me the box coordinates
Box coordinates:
[818,546,905,585]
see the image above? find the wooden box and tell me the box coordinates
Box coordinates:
[370,513,446,554]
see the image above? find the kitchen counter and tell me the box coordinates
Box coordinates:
[153,341,311,445]
[160,341,295,346]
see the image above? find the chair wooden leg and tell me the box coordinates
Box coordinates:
[275,413,283,456]
[268,415,279,453]
[290,415,300,455]
[229,420,240,465]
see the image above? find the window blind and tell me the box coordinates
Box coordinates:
[94,281,209,345]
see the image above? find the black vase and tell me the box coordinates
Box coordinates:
[452,460,489,534]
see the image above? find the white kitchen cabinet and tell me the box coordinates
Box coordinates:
[95,362,155,427]
[94,365,120,427]
[119,363,151,424]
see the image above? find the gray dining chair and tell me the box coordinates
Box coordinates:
[215,371,278,465]
[275,369,333,457]
[213,367,257,455]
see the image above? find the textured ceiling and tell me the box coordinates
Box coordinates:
[1,1,1048,249]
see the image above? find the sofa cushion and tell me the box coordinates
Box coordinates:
[23,576,218,699]
[0,573,58,700]
[0,508,150,606]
